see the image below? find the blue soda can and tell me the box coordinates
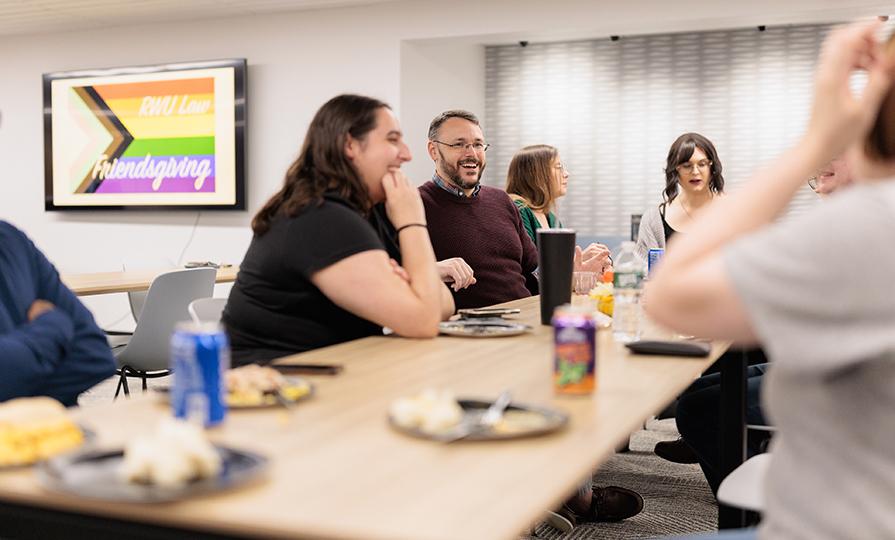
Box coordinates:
[648,248,665,275]
[170,321,229,427]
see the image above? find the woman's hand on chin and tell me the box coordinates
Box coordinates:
[382,169,426,230]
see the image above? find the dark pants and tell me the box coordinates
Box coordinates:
[676,361,771,494]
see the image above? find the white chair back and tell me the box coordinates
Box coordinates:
[188,297,228,324]
[114,268,216,372]
[717,452,772,512]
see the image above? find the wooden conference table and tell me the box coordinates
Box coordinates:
[62,266,239,296]
[0,296,729,540]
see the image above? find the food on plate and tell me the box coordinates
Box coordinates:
[225,365,311,407]
[389,389,464,434]
[0,397,84,466]
[120,418,221,487]
[588,282,614,317]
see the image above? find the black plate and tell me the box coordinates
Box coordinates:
[38,445,268,503]
[389,399,568,441]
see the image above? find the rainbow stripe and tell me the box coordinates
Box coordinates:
[73,77,217,194]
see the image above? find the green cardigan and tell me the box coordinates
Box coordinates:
[512,199,561,245]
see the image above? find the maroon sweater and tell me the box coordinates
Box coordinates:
[420,181,539,309]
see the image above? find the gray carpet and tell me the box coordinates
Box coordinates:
[523,419,718,540]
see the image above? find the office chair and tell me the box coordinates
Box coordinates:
[113,268,216,398]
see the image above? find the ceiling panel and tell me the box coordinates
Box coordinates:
[0,0,402,36]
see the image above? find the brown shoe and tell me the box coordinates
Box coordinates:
[563,486,644,523]
[589,485,644,522]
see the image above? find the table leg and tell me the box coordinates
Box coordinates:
[718,348,748,529]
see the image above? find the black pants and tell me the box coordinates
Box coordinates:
[676,358,771,494]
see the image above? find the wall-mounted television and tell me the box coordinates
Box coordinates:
[43,58,246,211]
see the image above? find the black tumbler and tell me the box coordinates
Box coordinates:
[537,228,576,325]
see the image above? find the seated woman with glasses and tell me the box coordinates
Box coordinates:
[505,144,611,275]
[223,94,454,365]
[635,133,725,261]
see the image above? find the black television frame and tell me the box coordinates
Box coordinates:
[42,58,247,211]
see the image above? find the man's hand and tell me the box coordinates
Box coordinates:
[436,258,476,292]
[27,299,55,322]
[574,243,611,273]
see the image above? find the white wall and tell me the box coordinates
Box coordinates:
[0,0,887,324]
[400,39,485,184]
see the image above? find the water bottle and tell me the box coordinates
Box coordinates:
[612,241,645,343]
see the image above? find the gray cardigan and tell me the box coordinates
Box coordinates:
[635,204,665,261]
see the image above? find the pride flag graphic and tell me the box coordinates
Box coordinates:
[45,60,243,210]
[70,78,216,194]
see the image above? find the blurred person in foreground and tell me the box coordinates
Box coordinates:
[663,157,855,494]
[648,21,895,540]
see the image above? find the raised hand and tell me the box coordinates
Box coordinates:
[574,243,611,273]
[807,21,895,157]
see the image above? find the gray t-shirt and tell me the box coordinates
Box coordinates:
[724,181,895,540]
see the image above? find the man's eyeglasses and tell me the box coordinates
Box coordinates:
[432,140,490,153]
[675,160,712,174]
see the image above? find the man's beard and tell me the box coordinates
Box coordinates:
[439,149,485,190]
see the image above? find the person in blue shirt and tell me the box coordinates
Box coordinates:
[0,221,115,406]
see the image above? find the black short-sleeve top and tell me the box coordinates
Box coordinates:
[223,193,399,365]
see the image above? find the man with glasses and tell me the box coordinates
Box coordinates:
[420,110,644,525]
[419,110,540,310]
[0,114,115,406]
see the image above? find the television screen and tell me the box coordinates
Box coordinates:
[43,59,246,211]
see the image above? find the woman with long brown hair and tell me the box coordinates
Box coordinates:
[223,94,453,365]
[506,144,611,274]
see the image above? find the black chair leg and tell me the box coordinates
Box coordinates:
[142,376,148,392]
[114,374,125,399]
[121,373,130,397]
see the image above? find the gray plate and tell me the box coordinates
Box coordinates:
[439,319,531,337]
[38,445,268,503]
[389,399,568,441]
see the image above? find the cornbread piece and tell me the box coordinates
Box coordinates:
[0,397,83,466]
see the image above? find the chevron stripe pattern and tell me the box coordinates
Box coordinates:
[65,77,216,194]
